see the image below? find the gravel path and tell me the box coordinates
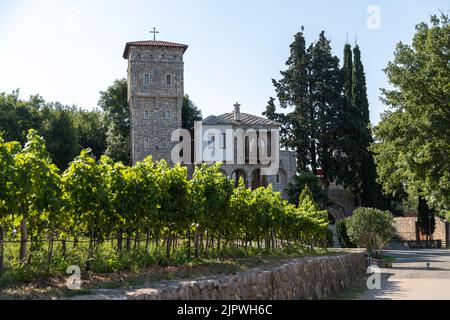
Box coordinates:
[358,247,450,300]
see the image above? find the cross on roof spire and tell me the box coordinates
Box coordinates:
[150,27,159,41]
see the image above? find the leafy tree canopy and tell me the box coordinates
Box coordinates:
[182,95,203,129]
[373,13,450,210]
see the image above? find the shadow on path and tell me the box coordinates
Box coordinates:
[357,247,450,300]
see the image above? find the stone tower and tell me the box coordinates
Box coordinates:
[123,40,188,164]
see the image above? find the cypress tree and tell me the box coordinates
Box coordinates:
[269,30,344,177]
[309,31,342,185]
[417,196,436,237]
[352,45,370,124]
[272,28,311,172]
[352,45,378,207]
[335,44,362,202]
[343,44,353,106]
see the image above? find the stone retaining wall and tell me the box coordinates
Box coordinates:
[74,251,367,300]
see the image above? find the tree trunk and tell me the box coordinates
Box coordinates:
[27,232,34,265]
[47,234,54,267]
[145,228,150,253]
[126,236,131,251]
[194,228,199,258]
[0,225,4,273]
[166,234,171,259]
[271,230,275,251]
[155,234,160,249]
[187,229,191,258]
[73,235,78,249]
[86,228,94,271]
[137,231,140,249]
[205,233,210,257]
[19,218,28,265]
[200,232,204,254]
[61,239,66,257]
[133,232,139,251]
[117,230,123,253]
[244,235,248,254]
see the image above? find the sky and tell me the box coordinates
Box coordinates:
[0,0,448,124]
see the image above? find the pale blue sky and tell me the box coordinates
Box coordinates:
[0,0,447,124]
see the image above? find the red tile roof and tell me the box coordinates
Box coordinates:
[123,40,189,59]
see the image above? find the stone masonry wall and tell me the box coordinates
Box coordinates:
[74,251,367,300]
[327,185,356,220]
[394,216,449,246]
[127,46,185,164]
[433,217,448,245]
[394,217,417,241]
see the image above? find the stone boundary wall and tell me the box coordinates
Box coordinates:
[394,217,417,241]
[433,217,448,244]
[74,251,367,300]
[394,216,449,246]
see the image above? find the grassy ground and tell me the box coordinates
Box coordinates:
[0,241,330,300]
[379,255,396,263]
[327,279,369,300]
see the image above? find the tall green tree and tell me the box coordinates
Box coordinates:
[417,196,436,237]
[271,28,311,172]
[268,30,346,181]
[334,44,364,201]
[352,45,378,207]
[309,31,342,182]
[372,14,450,210]
[0,91,107,170]
[352,46,370,125]
[0,91,41,145]
[182,95,203,129]
[98,79,131,165]
[262,97,291,146]
[40,104,79,170]
[74,109,107,161]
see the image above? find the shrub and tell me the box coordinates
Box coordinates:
[325,229,334,248]
[335,219,356,248]
[346,207,395,258]
[444,210,450,222]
